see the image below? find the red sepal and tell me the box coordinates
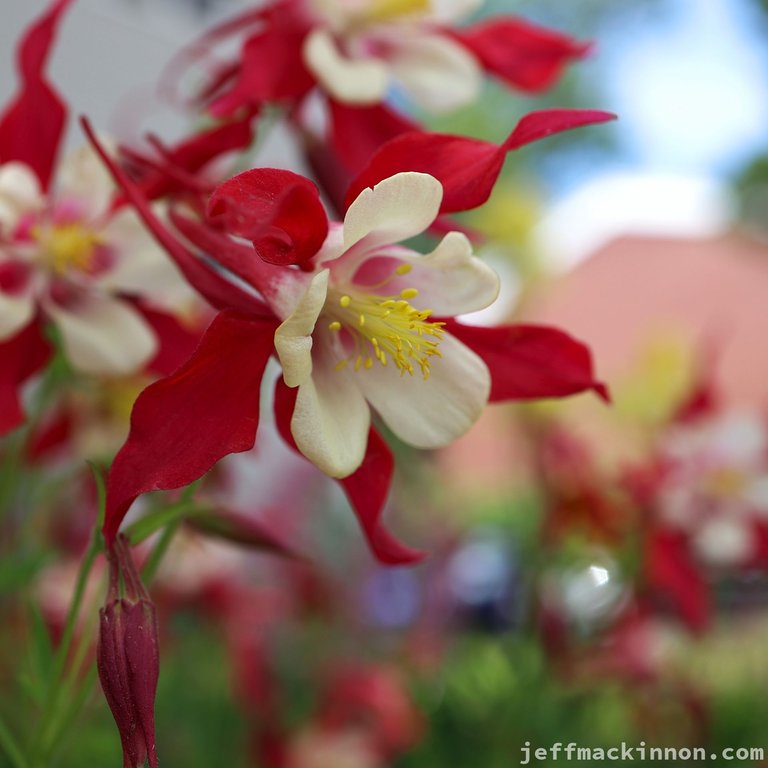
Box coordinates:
[274,378,423,565]
[446,320,609,402]
[644,530,710,631]
[125,117,256,202]
[139,305,209,378]
[83,118,270,316]
[345,109,616,214]
[103,311,278,544]
[453,17,589,93]
[329,100,420,175]
[207,168,328,266]
[0,0,73,190]
[208,5,314,116]
[0,319,53,437]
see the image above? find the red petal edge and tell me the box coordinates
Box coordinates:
[103,311,277,544]
[0,319,53,436]
[0,0,74,190]
[207,168,328,266]
[345,109,616,214]
[454,17,590,93]
[446,320,609,403]
[273,378,423,565]
[81,117,270,317]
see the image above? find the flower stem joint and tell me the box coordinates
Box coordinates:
[97,535,160,768]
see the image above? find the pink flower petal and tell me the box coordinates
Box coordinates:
[103,311,277,544]
[445,320,609,402]
[345,109,616,213]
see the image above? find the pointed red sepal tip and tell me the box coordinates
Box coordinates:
[446,321,609,404]
[0,0,74,190]
[97,535,160,768]
[454,17,592,93]
[103,311,277,544]
[273,379,424,565]
[345,108,617,214]
[207,168,328,266]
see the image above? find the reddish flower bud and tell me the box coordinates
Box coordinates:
[97,535,159,768]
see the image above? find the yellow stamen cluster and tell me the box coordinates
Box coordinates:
[34,222,100,275]
[326,276,444,379]
[706,467,747,498]
[365,0,429,23]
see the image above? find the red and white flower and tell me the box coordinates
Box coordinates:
[302,0,483,111]
[0,148,194,377]
[271,171,498,476]
[84,111,610,563]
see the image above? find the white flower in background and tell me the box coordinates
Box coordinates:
[0,145,196,376]
[656,412,768,566]
[302,0,483,110]
[273,171,499,477]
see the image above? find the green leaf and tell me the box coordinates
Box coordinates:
[124,501,209,545]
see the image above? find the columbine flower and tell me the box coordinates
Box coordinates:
[97,535,160,768]
[0,148,194,377]
[653,412,768,567]
[302,0,483,110]
[84,117,608,564]
[272,171,498,476]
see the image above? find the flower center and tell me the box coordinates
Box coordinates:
[706,467,746,499]
[34,221,100,275]
[325,268,444,379]
[364,0,429,22]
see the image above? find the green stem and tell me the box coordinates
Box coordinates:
[141,519,181,583]
[0,716,28,768]
[30,528,102,765]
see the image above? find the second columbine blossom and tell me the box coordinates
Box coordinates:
[273,172,498,477]
[0,149,193,377]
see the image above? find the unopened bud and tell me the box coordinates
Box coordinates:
[97,535,159,768]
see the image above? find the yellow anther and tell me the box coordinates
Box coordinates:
[335,359,349,372]
[325,285,444,379]
[395,263,412,276]
[400,288,419,300]
[35,221,100,274]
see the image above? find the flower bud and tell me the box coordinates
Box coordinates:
[97,535,159,768]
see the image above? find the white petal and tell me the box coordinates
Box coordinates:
[343,172,442,252]
[303,28,390,105]
[0,162,43,232]
[96,209,198,310]
[389,31,482,112]
[57,141,117,221]
[692,515,755,567]
[354,231,500,315]
[358,331,489,448]
[292,340,370,477]
[275,270,329,388]
[746,477,768,517]
[429,0,482,21]
[0,291,35,341]
[45,294,157,376]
